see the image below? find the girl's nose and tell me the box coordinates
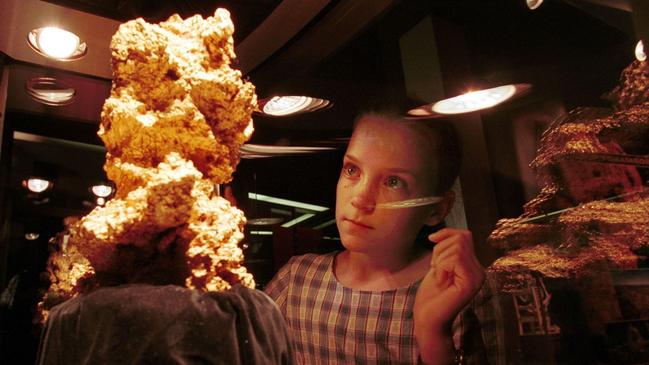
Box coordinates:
[350,183,376,212]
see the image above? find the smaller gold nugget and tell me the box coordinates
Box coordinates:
[488,61,649,290]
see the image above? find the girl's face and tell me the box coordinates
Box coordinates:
[335,116,440,255]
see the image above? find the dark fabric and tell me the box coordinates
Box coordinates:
[36,284,294,365]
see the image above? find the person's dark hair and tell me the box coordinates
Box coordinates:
[352,111,462,194]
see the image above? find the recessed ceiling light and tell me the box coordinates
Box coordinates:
[526,0,543,10]
[22,177,53,193]
[28,26,87,61]
[249,231,273,236]
[25,77,76,106]
[90,183,114,198]
[25,233,40,241]
[635,40,646,62]
[258,96,331,116]
[246,217,284,226]
[240,144,337,158]
[281,213,316,228]
[248,192,329,212]
[407,84,532,116]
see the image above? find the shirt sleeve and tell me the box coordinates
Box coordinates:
[263,256,295,313]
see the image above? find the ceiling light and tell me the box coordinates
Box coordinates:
[91,183,114,198]
[241,144,337,159]
[258,96,331,116]
[250,230,273,236]
[28,26,87,61]
[248,192,329,212]
[636,40,646,62]
[281,213,316,228]
[22,177,53,193]
[407,84,532,116]
[526,0,543,10]
[246,217,284,226]
[25,233,40,241]
[25,77,76,106]
[433,85,517,114]
[313,219,337,230]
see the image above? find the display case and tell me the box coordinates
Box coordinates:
[0,0,647,364]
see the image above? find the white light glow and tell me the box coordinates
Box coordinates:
[281,213,316,228]
[28,27,87,61]
[25,233,40,241]
[636,40,646,62]
[526,0,543,10]
[38,27,80,59]
[247,217,284,226]
[91,184,113,198]
[250,231,274,235]
[26,77,76,106]
[263,96,311,116]
[96,197,106,206]
[432,85,518,114]
[248,192,329,212]
[314,219,336,230]
[23,178,52,193]
[259,96,331,116]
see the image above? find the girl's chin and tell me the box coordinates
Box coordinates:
[339,236,378,253]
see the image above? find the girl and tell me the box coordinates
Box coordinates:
[265,112,496,364]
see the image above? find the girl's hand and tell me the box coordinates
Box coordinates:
[413,228,485,363]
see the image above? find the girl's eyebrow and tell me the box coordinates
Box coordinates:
[344,154,416,177]
[343,154,360,163]
[385,168,416,177]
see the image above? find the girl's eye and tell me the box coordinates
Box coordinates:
[342,164,359,177]
[385,176,405,189]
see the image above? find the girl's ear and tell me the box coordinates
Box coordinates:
[424,190,455,226]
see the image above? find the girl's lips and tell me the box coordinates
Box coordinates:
[344,218,373,229]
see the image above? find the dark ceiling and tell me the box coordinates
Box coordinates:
[43,0,284,43]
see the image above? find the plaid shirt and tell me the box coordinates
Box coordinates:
[265,252,506,365]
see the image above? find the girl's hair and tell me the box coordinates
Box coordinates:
[352,111,463,194]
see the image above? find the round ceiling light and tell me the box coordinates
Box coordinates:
[25,77,76,106]
[90,183,114,198]
[28,26,87,61]
[22,177,53,193]
[526,0,543,10]
[407,84,532,117]
[240,144,337,159]
[246,217,284,226]
[25,233,40,241]
[433,85,517,114]
[635,40,646,62]
[258,96,331,116]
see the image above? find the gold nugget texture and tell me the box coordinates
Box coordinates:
[488,61,649,291]
[38,9,256,321]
